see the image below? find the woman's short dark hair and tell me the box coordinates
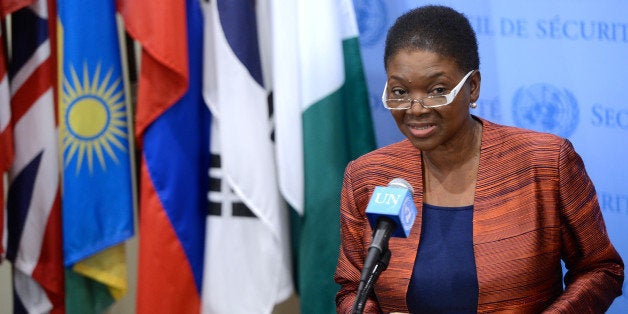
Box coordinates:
[384,5,479,73]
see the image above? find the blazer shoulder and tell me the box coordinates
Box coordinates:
[351,140,417,168]
[484,120,567,154]
[346,140,421,187]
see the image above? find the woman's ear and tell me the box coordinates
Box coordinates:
[469,70,481,103]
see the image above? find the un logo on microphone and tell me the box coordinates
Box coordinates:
[512,83,579,138]
[354,0,387,47]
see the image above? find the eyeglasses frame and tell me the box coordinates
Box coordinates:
[381,70,476,110]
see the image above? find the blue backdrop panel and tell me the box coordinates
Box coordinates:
[354,0,627,312]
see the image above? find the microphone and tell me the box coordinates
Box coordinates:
[352,178,417,314]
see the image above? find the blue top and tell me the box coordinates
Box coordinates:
[406,203,479,313]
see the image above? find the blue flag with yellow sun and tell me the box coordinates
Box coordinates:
[58,0,135,307]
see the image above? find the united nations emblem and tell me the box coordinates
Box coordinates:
[512,83,579,138]
[354,0,387,47]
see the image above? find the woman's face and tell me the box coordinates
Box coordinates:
[385,49,480,152]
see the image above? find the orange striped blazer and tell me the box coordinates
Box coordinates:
[335,118,624,313]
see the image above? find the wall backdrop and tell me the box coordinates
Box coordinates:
[354,0,627,312]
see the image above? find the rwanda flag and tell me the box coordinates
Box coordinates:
[58,0,134,311]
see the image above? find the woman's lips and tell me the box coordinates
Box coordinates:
[407,122,436,138]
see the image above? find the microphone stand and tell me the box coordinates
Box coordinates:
[351,248,391,314]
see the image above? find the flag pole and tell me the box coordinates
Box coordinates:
[113,13,138,309]
[116,13,138,228]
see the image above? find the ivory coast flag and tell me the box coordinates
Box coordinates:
[272,0,376,312]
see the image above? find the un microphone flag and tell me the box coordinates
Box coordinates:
[365,178,417,238]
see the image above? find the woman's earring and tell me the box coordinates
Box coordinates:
[470,102,477,109]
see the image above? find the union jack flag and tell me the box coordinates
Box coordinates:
[5,0,64,312]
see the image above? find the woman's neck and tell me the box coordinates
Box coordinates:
[421,117,482,206]
[422,116,482,172]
